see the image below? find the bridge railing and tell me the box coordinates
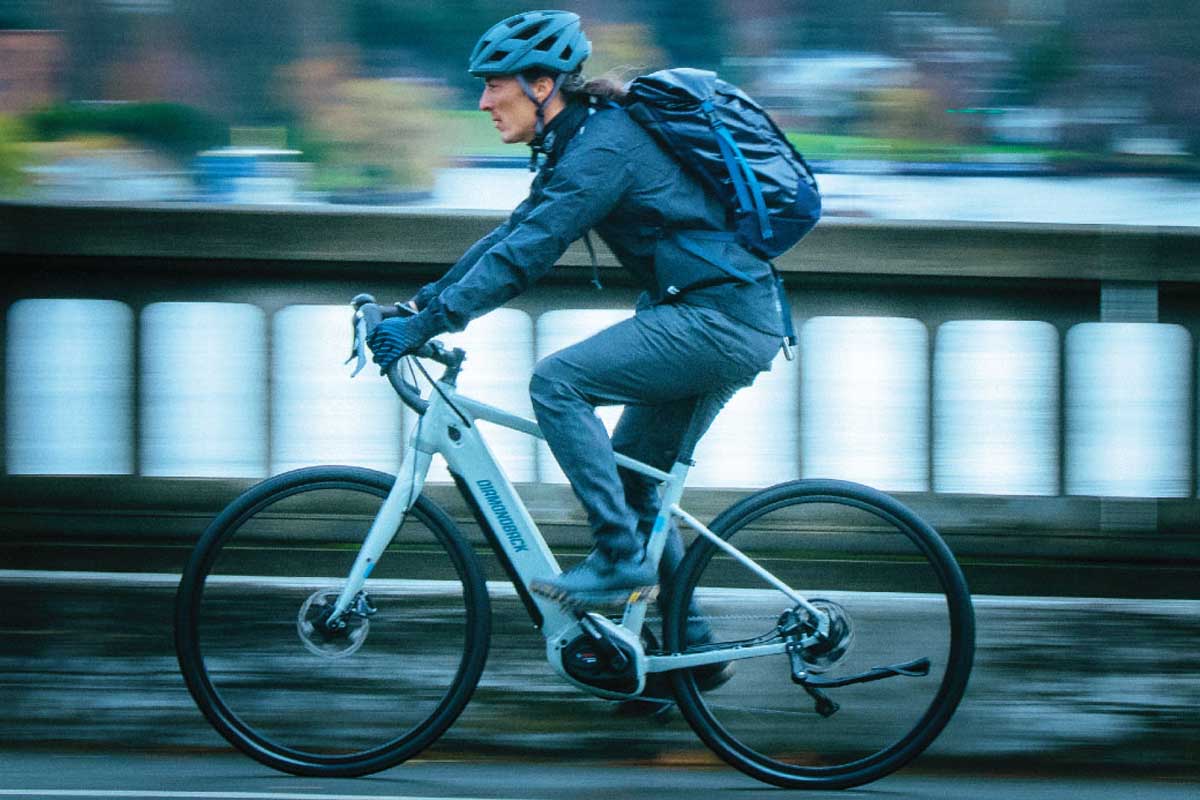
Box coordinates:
[2,202,1198,591]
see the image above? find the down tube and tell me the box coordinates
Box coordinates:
[442,422,571,633]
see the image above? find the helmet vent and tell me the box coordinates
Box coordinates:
[534,36,556,52]
[559,44,573,60]
[487,50,509,63]
[514,21,545,40]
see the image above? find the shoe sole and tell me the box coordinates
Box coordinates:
[529,580,659,610]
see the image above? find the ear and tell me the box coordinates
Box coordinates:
[533,75,558,103]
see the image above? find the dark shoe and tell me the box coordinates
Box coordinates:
[530,549,659,609]
[674,598,735,691]
[614,620,735,717]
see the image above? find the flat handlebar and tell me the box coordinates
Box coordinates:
[349,294,464,414]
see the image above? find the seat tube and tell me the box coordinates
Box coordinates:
[645,461,691,567]
[622,460,690,632]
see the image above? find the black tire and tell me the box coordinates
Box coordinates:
[665,479,974,790]
[175,466,490,777]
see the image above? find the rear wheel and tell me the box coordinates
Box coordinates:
[665,479,974,790]
[175,466,490,777]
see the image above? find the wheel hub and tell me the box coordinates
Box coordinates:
[296,589,371,658]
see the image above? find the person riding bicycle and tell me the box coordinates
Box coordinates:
[368,10,785,620]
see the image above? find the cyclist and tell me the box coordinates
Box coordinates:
[368,10,785,620]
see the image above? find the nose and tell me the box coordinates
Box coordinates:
[478,88,491,112]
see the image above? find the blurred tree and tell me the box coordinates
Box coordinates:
[861,85,969,144]
[280,57,447,192]
[0,114,31,194]
[0,0,49,28]
[1008,25,1078,104]
[583,22,667,80]
[645,0,724,71]
[25,101,228,160]
[345,0,516,93]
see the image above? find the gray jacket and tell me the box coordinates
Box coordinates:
[411,101,786,338]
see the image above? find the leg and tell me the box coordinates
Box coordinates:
[529,304,779,605]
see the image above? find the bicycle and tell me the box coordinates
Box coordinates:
[174,293,975,791]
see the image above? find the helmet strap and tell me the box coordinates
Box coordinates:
[517,73,567,171]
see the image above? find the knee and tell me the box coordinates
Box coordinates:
[529,356,576,414]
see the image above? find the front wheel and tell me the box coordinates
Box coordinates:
[665,479,974,790]
[175,466,491,777]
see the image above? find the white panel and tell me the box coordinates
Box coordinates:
[535,309,634,484]
[933,320,1060,496]
[690,350,800,488]
[421,308,536,483]
[6,299,134,474]
[800,316,930,492]
[140,302,267,477]
[271,305,402,474]
[1065,322,1192,498]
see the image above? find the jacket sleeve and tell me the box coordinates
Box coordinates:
[411,194,536,310]
[416,136,635,335]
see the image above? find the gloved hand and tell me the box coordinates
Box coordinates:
[367,315,431,373]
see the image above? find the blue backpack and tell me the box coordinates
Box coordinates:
[624,68,822,260]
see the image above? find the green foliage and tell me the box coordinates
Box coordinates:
[24,102,229,161]
[281,59,448,191]
[0,0,46,29]
[1011,27,1079,105]
[0,115,32,195]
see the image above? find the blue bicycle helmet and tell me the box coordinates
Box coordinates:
[470,10,593,162]
[468,10,591,77]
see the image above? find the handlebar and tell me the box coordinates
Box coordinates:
[348,293,465,414]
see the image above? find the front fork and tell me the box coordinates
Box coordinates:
[326,442,433,624]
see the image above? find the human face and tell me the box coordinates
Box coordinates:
[479,76,537,144]
[479,75,542,144]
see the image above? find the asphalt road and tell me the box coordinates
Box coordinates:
[0,751,1197,800]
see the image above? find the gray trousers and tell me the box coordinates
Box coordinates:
[529,302,780,568]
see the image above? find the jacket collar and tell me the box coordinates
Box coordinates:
[530,99,589,171]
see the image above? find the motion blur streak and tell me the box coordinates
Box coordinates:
[272,305,402,474]
[140,302,267,478]
[1066,322,1193,498]
[934,320,1060,496]
[5,299,134,475]
[9,300,1200,499]
[800,316,929,492]
[423,308,536,483]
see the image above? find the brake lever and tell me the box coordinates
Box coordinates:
[346,314,368,378]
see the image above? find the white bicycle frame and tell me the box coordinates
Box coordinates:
[329,360,828,699]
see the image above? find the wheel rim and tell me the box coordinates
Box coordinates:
[182,477,485,765]
[669,486,973,784]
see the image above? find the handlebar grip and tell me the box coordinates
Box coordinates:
[351,293,377,311]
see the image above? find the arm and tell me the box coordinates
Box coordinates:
[412,138,635,337]
[410,194,536,310]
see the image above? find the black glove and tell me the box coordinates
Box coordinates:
[367,315,431,372]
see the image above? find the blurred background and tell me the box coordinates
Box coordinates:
[0,0,1198,223]
[2,6,1200,783]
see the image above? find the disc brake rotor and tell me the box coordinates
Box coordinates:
[296,589,370,659]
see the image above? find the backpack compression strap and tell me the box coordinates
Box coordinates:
[700,99,774,243]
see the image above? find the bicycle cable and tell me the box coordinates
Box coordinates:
[410,354,473,429]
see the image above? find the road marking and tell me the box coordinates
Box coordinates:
[0,791,528,800]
